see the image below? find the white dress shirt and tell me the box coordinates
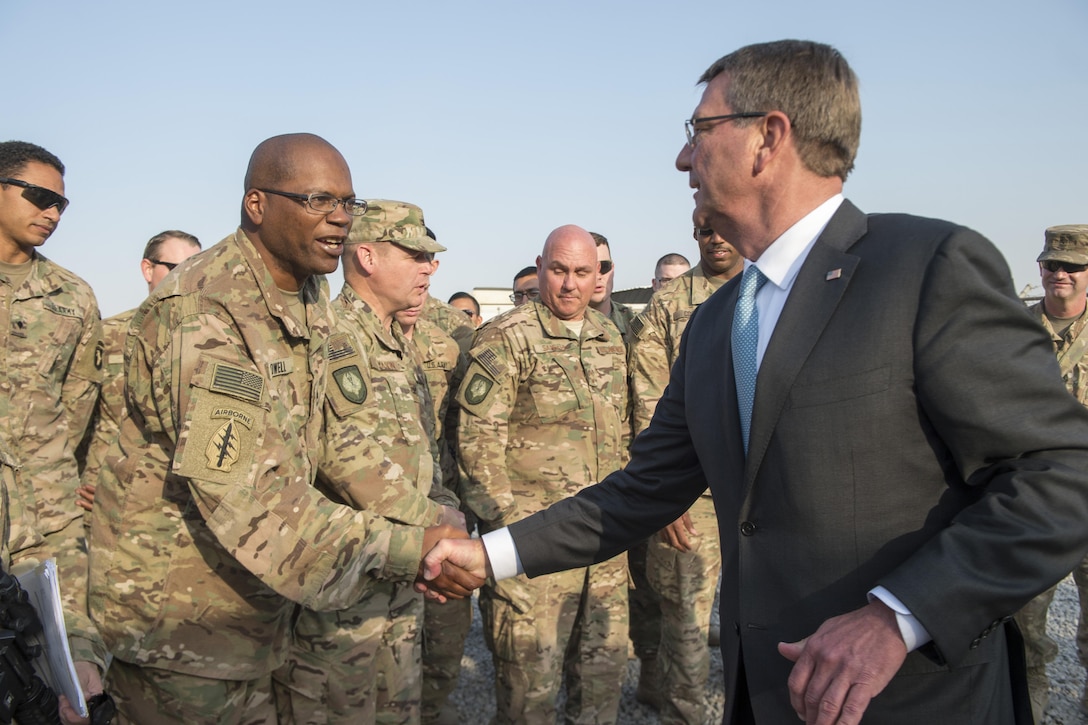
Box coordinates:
[482,193,931,651]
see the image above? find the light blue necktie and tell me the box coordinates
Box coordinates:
[732,265,767,452]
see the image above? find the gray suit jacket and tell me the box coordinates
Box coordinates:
[509,201,1088,724]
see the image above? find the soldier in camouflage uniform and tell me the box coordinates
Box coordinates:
[275,198,463,725]
[626,225,742,723]
[77,230,201,516]
[588,232,636,338]
[397,298,472,725]
[1015,224,1088,722]
[421,291,476,355]
[87,136,466,725]
[447,292,483,328]
[458,225,630,724]
[0,141,109,718]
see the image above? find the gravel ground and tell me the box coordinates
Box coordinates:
[448,576,1087,724]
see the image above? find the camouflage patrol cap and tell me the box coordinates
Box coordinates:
[1037,225,1088,265]
[347,199,447,253]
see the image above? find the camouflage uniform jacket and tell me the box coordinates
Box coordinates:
[88,229,424,679]
[421,295,475,355]
[628,266,726,436]
[0,252,104,664]
[80,307,136,498]
[607,299,638,342]
[0,252,102,535]
[456,301,629,530]
[409,317,467,494]
[1029,301,1088,405]
[318,284,455,526]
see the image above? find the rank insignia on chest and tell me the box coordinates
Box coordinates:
[464,373,494,406]
[10,318,26,339]
[333,365,367,404]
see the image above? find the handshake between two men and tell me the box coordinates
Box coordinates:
[414,532,489,603]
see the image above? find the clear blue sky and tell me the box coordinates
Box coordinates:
[3,0,1085,317]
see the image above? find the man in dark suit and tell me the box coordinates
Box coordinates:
[419,40,1088,724]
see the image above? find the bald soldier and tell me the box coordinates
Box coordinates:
[88,136,465,724]
[457,225,630,724]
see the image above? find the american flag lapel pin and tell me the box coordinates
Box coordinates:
[826,268,842,281]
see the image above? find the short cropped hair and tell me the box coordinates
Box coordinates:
[142,230,202,261]
[656,252,690,268]
[448,292,481,316]
[513,265,538,287]
[699,39,861,180]
[589,232,609,248]
[0,141,65,178]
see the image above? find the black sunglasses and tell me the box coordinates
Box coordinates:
[1042,260,1088,274]
[599,260,614,274]
[0,177,69,213]
[148,259,179,271]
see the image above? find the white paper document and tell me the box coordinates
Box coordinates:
[15,558,88,718]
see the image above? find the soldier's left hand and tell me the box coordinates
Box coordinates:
[58,661,103,724]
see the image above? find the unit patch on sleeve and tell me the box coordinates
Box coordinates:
[333,365,367,404]
[464,372,494,406]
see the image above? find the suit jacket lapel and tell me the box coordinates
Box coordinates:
[743,202,868,490]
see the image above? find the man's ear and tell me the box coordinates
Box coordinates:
[753,111,791,175]
[242,189,264,226]
[140,258,154,285]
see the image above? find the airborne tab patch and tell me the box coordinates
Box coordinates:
[210,363,264,403]
[333,365,367,404]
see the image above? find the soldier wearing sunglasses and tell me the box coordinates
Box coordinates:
[589,232,637,340]
[1016,223,1088,722]
[0,140,107,723]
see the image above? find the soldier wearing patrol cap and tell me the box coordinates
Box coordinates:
[1015,223,1088,722]
[457,224,630,724]
[273,199,467,724]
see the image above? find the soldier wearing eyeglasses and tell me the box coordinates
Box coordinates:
[0,140,109,723]
[1015,223,1088,722]
[87,135,468,724]
[77,230,202,516]
[510,265,540,307]
[456,225,630,724]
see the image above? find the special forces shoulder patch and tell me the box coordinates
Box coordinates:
[333,365,367,404]
[204,408,253,472]
[93,340,105,370]
[464,372,494,406]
